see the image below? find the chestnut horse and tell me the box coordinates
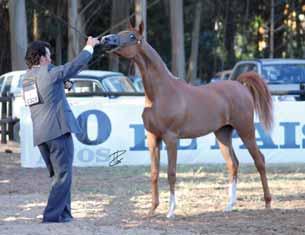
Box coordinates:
[101,22,273,218]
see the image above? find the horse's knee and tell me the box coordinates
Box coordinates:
[147,133,161,152]
[147,133,157,145]
[151,171,159,184]
[260,152,266,163]
[167,169,176,184]
[168,170,176,177]
[265,195,272,203]
[148,145,159,154]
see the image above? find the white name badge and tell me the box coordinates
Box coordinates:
[23,79,40,106]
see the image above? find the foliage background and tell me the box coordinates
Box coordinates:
[0,0,304,82]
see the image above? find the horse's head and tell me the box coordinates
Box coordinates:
[101,21,144,58]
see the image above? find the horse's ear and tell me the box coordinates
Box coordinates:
[138,21,144,35]
[128,21,133,30]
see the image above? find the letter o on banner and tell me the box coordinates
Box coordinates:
[76,110,111,145]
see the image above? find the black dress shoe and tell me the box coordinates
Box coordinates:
[41,217,73,223]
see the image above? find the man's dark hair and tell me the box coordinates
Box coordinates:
[25,40,51,68]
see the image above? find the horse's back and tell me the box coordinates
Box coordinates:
[209,80,251,98]
[180,79,254,135]
[171,79,253,111]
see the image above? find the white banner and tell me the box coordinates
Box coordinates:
[21,98,305,167]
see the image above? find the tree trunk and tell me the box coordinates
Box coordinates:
[169,0,185,79]
[295,0,302,58]
[68,0,84,60]
[163,0,170,18]
[135,0,147,40]
[186,1,202,83]
[273,3,285,58]
[0,1,11,73]
[269,0,274,58]
[32,9,39,40]
[134,0,147,76]
[8,0,28,70]
[56,1,64,65]
[242,0,250,56]
[109,0,130,72]
[223,0,236,67]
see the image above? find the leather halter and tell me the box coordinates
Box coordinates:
[108,36,143,53]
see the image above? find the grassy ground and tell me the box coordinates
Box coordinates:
[0,152,305,234]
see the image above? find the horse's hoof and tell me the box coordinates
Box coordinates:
[166,212,175,219]
[147,209,156,218]
[265,203,271,209]
[224,204,234,212]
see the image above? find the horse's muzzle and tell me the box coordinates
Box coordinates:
[100,34,120,51]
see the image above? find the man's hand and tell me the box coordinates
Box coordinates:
[86,36,100,48]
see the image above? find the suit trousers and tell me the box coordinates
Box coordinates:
[38,133,74,222]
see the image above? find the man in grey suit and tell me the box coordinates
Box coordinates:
[23,36,100,223]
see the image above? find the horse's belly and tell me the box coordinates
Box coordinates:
[179,114,225,138]
[179,126,215,138]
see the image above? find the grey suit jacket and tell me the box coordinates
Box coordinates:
[24,50,92,146]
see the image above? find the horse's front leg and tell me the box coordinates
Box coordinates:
[163,132,178,218]
[147,131,161,216]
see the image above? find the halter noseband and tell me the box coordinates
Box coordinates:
[108,36,143,53]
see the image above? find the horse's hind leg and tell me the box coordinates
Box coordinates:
[214,126,239,211]
[236,125,272,208]
[147,132,161,216]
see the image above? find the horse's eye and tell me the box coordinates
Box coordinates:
[129,34,136,40]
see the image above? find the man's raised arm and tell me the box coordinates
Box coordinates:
[49,36,100,82]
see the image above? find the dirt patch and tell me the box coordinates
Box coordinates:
[1,150,305,234]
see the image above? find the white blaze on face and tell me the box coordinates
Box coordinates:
[224,177,237,212]
[166,193,176,218]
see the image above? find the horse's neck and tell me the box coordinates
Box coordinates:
[133,41,174,102]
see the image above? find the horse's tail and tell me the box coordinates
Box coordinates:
[237,71,274,132]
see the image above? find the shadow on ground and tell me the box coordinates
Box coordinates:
[1,153,305,234]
